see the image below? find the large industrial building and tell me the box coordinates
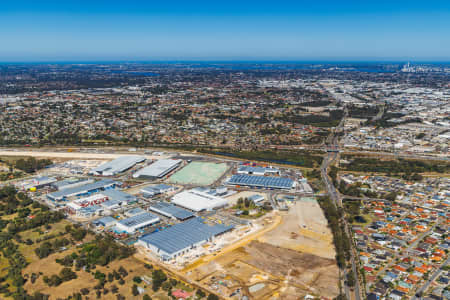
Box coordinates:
[101,189,137,204]
[19,176,57,191]
[65,194,108,216]
[132,159,182,179]
[149,202,194,220]
[171,188,228,212]
[115,212,160,233]
[47,179,119,201]
[137,217,233,260]
[52,178,94,190]
[141,184,175,198]
[64,189,134,215]
[227,174,295,189]
[89,155,145,176]
[237,166,280,176]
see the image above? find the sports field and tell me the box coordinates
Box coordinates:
[169,161,228,185]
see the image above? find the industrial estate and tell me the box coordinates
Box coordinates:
[0,62,449,300]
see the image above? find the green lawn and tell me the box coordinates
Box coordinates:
[169,162,228,185]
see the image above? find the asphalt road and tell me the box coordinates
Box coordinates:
[320,108,363,300]
[411,256,450,300]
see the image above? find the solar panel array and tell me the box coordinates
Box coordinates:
[228,174,294,189]
[139,217,233,256]
[149,202,194,220]
[118,212,159,227]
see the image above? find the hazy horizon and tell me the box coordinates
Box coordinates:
[1,0,449,61]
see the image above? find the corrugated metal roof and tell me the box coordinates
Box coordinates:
[102,189,136,203]
[90,155,145,175]
[228,174,294,189]
[48,179,119,200]
[139,217,233,255]
[171,189,228,212]
[149,202,194,220]
[238,166,279,174]
[133,159,181,178]
[118,212,160,228]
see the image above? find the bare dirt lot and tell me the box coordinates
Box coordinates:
[185,200,339,299]
[260,199,336,259]
[189,240,339,299]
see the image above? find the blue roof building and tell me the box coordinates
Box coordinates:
[47,179,120,201]
[227,174,294,189]
[138,217,233,260]
[148,202,194,220]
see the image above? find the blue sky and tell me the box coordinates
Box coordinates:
[1,0,449,61]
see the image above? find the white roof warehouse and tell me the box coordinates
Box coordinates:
[171,188,228,212]
[89,155,145,176]
[133,159,182,179]
[115,212,160,233]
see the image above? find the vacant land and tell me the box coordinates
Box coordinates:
[189,240,339,299]
[261,199,335,259]
[169,161,229,185]
[24,255,153,299]
[184,201,339,299]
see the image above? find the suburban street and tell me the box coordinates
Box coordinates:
[411,257,450,300]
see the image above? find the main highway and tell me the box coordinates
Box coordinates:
[320,107,363,300]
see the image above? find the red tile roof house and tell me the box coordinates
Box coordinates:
[172,289,193,299]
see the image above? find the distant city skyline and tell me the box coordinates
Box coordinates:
[1,0,450,61]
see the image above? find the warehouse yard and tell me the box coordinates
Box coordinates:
[168,161,229,185]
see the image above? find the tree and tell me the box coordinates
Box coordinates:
[59,267,77,281]
[207,294,219,300]
[110,285,118,294]
[48,275,62,286]
[80,288,90,295]
[143,295,152,300]
[94,271,106,284]
[161,281,172,291]
[346,270,355,287]
[385,191,397,202]
[131,284,139,296]
[196,289,206,298]
[118,266,128,277]
[133,276,142,283]
[72,293,82,300]
[70,227,87,241]
[152,269,167,291]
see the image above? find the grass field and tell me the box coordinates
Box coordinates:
[169,161,229,186]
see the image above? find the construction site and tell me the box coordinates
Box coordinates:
[182,199,339,300]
